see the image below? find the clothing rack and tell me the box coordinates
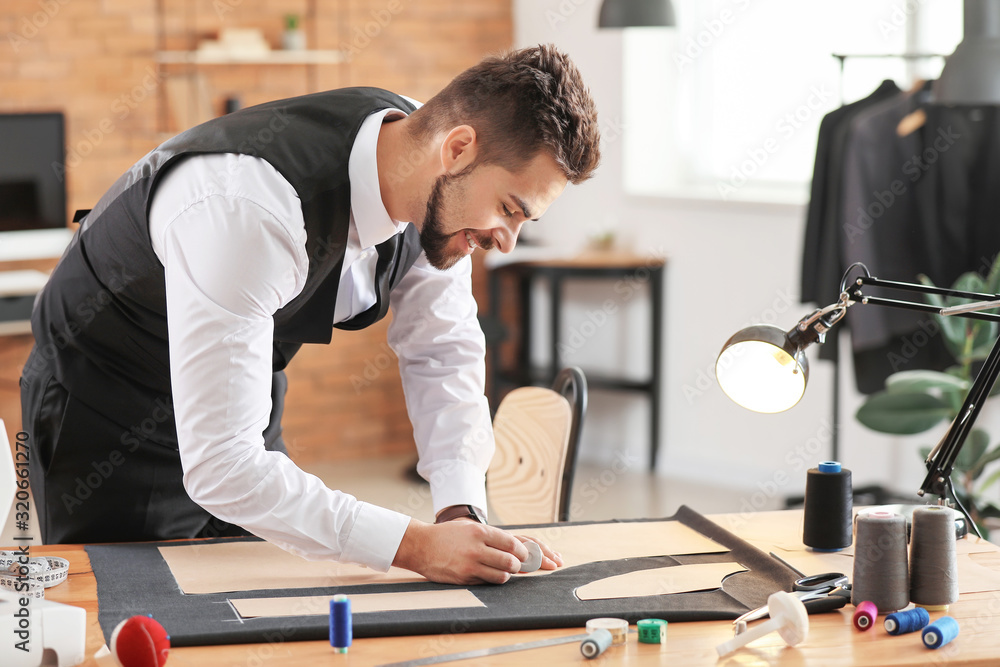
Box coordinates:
[831,53,947,105]
[821,53,946,463]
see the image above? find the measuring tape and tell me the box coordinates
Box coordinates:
[377,629,636,667]
[377,632,593,667]
[0,550,69,599]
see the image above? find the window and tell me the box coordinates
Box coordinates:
[622,0,962,203]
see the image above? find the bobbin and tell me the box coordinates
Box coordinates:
[852,601,877,631]
[884,607,930,635]
[922,616,960,649]
[330,594,352,653]
[580,628,613,659]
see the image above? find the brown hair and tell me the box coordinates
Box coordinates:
[409,44,601,184]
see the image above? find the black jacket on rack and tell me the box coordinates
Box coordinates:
[801,80,1000,393]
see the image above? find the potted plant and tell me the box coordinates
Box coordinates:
[855,256,1000,537]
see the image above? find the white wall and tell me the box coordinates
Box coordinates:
[513,0,936,507]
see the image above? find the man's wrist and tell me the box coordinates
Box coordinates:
[435,504,487,525]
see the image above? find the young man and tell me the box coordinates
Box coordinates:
[21,44,601,585]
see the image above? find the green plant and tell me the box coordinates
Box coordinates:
[855,256,1000,536]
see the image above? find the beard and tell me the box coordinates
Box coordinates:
[419,170,493,271]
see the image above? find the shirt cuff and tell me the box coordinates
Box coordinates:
[424,460,489,521]
[339,502,410,572]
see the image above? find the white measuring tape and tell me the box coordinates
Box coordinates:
[377,627,636,666]
[0,550,69,599]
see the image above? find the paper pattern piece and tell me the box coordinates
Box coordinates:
[512,521,727,575]
[231,588,485,619]
[160,521,727,595]
[158,541,425,595]
[958,553,1000,595]
[575,562,747,601]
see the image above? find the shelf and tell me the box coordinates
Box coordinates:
[154,50,349,65]
[0,320,31,336]
[0,229,74,262]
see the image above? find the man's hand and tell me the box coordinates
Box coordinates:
[393,519,560,585]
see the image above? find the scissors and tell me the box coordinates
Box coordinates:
[732,572,850,626]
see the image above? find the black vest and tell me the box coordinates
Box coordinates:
[31,87,422,428]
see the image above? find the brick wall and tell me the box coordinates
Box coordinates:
[0,0,511,462]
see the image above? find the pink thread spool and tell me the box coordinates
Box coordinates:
[852,600,878,631]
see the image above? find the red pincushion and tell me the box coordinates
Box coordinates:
[110,615,170,667]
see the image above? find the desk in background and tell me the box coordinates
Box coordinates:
[40,509,1000,667]
[486,249,666,470]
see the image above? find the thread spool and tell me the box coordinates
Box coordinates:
[329,595,352,653]
[802,461,853,551]
[884,607,930,635]
[852,512,909,613]
[910,506,959,611]
[585,618,628,646]
[852,601,877,631]
[922,616,960,649]
[580,628,613,659]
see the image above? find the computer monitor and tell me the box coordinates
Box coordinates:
[0,112,66,233]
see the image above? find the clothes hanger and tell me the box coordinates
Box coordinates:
[897,79,932,137]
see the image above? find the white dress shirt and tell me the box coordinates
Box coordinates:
[147,107,494,569]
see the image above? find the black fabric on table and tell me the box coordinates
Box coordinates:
[86,505,799,647]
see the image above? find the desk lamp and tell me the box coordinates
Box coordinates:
[716,262,1000,537]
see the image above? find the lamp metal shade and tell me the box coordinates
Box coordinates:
[598,0,676,28]
[716,325,808,413]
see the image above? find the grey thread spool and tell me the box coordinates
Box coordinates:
[852,511,909,612]
[802,461,853,550]
[910,505,959,610]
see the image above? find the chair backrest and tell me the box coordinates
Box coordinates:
[551,367,587,521]
[487,386,573,525]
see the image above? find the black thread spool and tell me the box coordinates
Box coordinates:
[802,461,853,550]
[910,505,959,610]
[852,511,909,612]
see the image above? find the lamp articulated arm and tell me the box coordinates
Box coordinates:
[718,263,1000,511]
[843,272,1000,500]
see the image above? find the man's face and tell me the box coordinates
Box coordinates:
[418,151,568,271]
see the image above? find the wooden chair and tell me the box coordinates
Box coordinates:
[486,368,588,525]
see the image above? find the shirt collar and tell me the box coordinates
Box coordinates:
[349,107,409,249]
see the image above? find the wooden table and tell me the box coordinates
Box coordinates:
[486,249,667,470]
[39,510,1000,666]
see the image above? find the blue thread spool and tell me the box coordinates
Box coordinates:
[922,616,959,649]
[330,595,352,653]
[884,607,930,635]
[580,628,613,659]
